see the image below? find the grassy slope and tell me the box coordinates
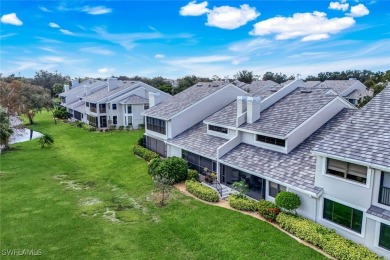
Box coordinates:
[0,112,326,259]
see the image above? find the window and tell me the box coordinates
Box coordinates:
[61,97,66,103]
[146,117,166,135]
[144,104,149,110]
[256,134,285,147]
[208,124,228,134]
[112,104,117,110]
[86,102,90,107]
[323,198,363,233]
[379,223,390,251]
[327,158,367,184]
[269,181,286,198]
[90,103,97,113]
[99,104,106,113]
[127,116,132,126]
[87,115,97,127]
[113,116,117,125]
[145,136,166,157]
[379,172,390,206]
[182,150,216,175]
[348,99,357,105]
[127,105,132,114]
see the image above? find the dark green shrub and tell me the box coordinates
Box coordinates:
[228,194,258,211]
[157,157,188,183]
[53,107,68,119]
[276,213,382,260]
[118,126,124,130]
[187,169,199,181]
[148,158,163,176]
[275,191,301,214]
[185,180,219,202]
[132,145,159,162]
[258,200,280,222]
[137,137,144,147]
[232,180,249,198]
[76,121,84,128]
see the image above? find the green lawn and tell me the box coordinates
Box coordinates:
[0,112,326,259]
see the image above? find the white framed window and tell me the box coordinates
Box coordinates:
[326,158,367,184]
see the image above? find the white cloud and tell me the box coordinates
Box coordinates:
[1,13,23,26]
[348,4,370,17]
[171,55,234,64]
[155,54,166,59]
[81,6,112,15]
[251,11,355,41]
[329,2,349,11]
[80,47,114,56]
[39,6,51,12]
[39,56,65,63]
[98,67,114,74]
[229,38,273,53]
[49,22,60,28]
[206,4,259,29]
[179,1,209,16]
[0,33,17,39]
[59,29,75,36]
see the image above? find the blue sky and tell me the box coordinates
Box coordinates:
[0,0,389,79]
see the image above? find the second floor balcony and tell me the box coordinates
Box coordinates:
[379,171,390,206]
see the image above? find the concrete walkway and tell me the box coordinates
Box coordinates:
[174,182,333,259]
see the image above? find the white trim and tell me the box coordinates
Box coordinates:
[166,142,217,161]
[219,159,319,197]
[313,151,390,174]
[374,221,390,253]
[320,195,367,238]
[202,121,236,131]
[367,214,390,226]
[236,127,285,139]
[253,134,287,154]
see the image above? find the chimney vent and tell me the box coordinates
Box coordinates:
[246,96,261,124]
[107,78,119,91]
[149,92,161,107]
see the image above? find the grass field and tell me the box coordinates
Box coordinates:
[0,112,326,259]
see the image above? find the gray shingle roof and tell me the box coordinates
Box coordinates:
[167,123,228,159]
[83,82,139,103]
[59,80,103,97]
[312,80,359,94]
[119,94,148,104]
[345,88,373,99]
[367,205,390,222]
[313,85,390,169]
[220,109,355,195]
[304,81,321,88]
[206,88,338,137]
[142,81,230,120]
[243,80,282,98]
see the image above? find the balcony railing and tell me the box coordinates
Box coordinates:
[99,108,106,113]
[379,186,390,206]
[90,107,97,113]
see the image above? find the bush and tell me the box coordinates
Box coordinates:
[185,180,219,202]
[38,133,54,148]
[53,107,68,119]
[275,191,301,214]
[232,180,249,198]
[157,157,188,183]
[258,200,280,222]
[137,137,144,147]
[276,213,382,260]
[228,194,258,211]
[76,121,84,128]
[132,145,159,162]
[187,169,199,181]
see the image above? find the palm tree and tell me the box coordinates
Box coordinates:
[38,133,54,148]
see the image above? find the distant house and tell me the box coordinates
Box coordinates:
[142,77,390,258]
[305,79,373,105]
[59,78,171,129]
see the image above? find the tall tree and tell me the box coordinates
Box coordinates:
[234,70,254,84]
[262,72,295,84]
[53,83,64,97]
[0,79,22,116]
[19,82,53,124]
[174,75,211,94]
[32,70,70,97]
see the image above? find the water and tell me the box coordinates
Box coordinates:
[4,116,43,145]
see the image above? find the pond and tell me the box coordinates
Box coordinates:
[8,116,43,144]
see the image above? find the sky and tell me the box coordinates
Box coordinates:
[0,0,389,79]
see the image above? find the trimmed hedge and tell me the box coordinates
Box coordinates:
[187,169,199,181]
[185,180,219,202]
[276,213,382,260]
[258,200,280,222]
[132,145,159,162]
[228,194,258,211]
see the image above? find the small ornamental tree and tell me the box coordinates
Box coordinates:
[275,191,301,214]
[38,133,54,148]
[232,180,249,198]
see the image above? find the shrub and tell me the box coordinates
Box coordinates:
[228,194,258,211]
[118,126,124,130]
[232,180,249,198]
[258,200,280,222]
[157,157,188,183]
[137,137,144,147]
[187,169,199,181]
[276,213,382,260]
[275,191,301,214]
[148,158,163,176]
[76,121,84,128]
[132,145,159,162]
[53,107,68,119]
[38,133,54,148]
[185,180,219,202]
